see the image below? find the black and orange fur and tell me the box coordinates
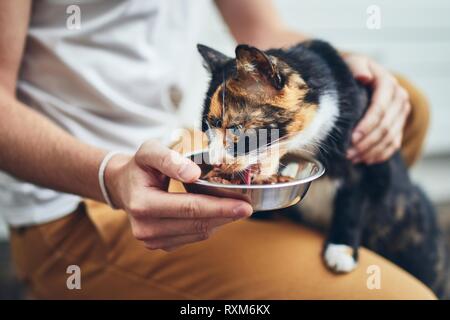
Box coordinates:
[198,40,449,298]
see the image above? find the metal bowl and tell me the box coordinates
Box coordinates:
[183,151,325,212]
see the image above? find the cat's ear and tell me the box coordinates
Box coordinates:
[197,44,229,73]
[235,44,284,90]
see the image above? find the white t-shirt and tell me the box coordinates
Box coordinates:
[0,0,204,226]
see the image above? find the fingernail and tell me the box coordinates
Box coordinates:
[352,131,363,143]
[178,160,200,182]
[233,203,252,218]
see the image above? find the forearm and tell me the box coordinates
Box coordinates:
[0,1,106,203]
[215,0,309,50]
[0,86,107,202]
[241,28,309,50]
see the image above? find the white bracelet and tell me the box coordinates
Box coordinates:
[98,151,122,209]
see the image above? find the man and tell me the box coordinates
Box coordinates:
[1,0,433,298]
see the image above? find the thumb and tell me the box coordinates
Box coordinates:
[136,140,201,183]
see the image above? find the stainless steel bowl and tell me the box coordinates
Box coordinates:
[183,151,325,211]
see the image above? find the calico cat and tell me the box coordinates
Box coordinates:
[197,40,449,298]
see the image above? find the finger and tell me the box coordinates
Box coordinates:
[136,140,201,183]
[369,140,400,164]
[161,229,220,252]
[359,94,408,163]
[144,233,210,250]
[348,56,373,83]
[350,125,384,159]
[352,67,396,144]
[353,88,406,160]
[361,133,400,164]
[135,217,236,239]
[363,104,408,164]
[131,190,253,219]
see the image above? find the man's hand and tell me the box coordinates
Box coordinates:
[104,140,253,251]
[344,53,411,164]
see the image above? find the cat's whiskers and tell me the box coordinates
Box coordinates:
[243,134,293,159]
[235,171,246,182]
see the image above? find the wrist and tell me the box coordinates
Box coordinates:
[103,153,132,209]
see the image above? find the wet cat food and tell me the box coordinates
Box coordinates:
[202,166,293,185]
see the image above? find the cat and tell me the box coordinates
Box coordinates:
[197,40,449,298]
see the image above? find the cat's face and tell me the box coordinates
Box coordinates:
[198,44,319,176]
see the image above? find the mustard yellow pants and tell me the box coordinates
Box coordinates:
[9,76,434,299]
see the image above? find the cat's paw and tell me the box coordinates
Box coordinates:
[324,243,357,273]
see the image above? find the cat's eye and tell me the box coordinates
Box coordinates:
[228,124,243,135]
[210,117,222,128]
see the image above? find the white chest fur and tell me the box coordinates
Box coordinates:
[288,92,340,152]
[286,91,340,229]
